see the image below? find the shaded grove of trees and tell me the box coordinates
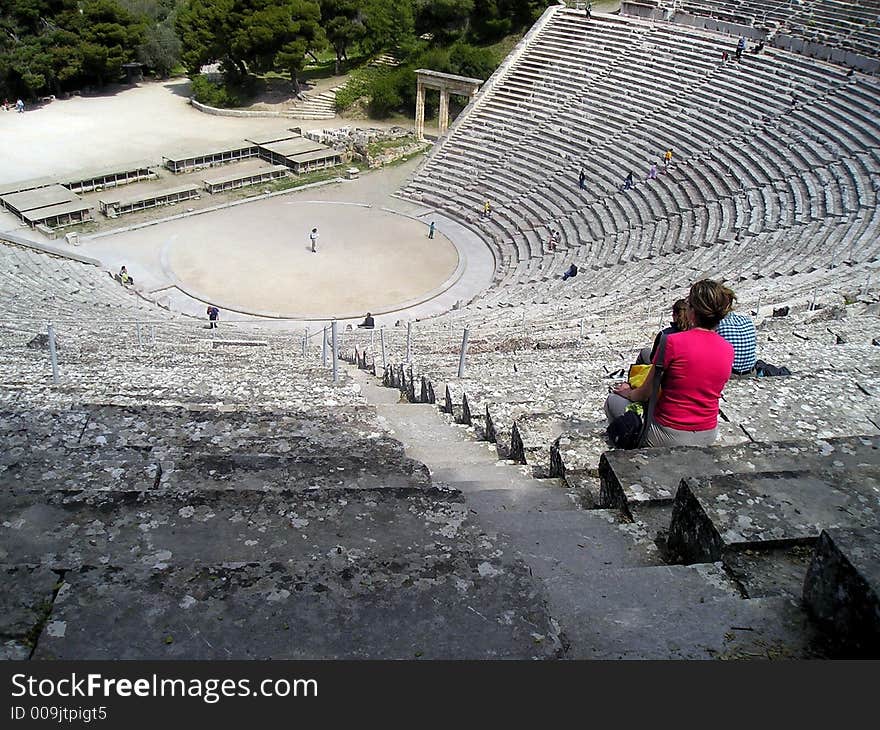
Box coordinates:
[0,0,551,109]
[0,0,188,100]
[177,0,551,114]
[335,0,553,118]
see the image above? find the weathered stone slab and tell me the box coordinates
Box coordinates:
[0,489,461,570]
[1,448,160,493]
[32,545,561,659]
[803,526,880,656]
[0,564,59,659]
[1,404,397,457]
[158,452,431,493]
[667,471,880,565]
[600,435,880,516]
[721,373,880,441]
[550,426,609,478]
[511,414,600,474]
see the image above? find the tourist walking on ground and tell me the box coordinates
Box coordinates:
[735,36,745,60]
[663,148,673,169]
[586,2,592,19]
[16,98,24,113]
[647,162,657,180]
[578,168,586,189]
[428,221,435,239]
[310,227,319,253]
[621,171,634,191]
[207,305,220,329]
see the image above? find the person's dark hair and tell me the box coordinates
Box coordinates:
[688,280,735,329]
[671,298,690,331]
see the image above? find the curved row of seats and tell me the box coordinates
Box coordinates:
[400,9,880,304]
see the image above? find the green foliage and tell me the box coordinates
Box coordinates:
[0,0,146,99]
[320,0,364,73]
[360,0,416,57]
[138,22,183,78]
[336,40,498,120]
[190,72,250,106]
[414,0,474,43]
[176,0,323,87]
[366,69,403,116]
[119,0,185,77]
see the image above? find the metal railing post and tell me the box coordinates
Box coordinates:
[47,323,59,384]
[331,321,338,383]
[406,321,412,363]
[322,325,328,366]
[579,318,584,339]
[457,326,470,378]
[810,288,817,311]
[380,328,386,368]
[136,322,142,347]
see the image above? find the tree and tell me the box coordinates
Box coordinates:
[361,0,415,57]
[79,0,146,86]
[0,0,145,99]
[176,0,322,89]
[414,0,474,43]
[138,22,182,77]
[320,0,364,74]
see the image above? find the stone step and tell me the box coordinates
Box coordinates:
[29,551,561,659]
[803,525,880,656]
[667,470,880,565]
[599,435,880,517]
[0,488,464,571]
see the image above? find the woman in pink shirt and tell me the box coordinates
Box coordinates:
[606,280,735,447]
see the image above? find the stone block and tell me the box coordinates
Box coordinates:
[599,436,880,517]
[667,471,880,565]
[803,527,880,656]
[0,565,60,659]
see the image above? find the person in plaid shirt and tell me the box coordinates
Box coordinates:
[716,311,757,374]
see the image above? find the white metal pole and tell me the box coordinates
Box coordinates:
[322,325,328,366]
[380,328,386,368]
[406,321,412,362]
[458,327,470,378]
[47,323,59,384]
[331,321,338,382]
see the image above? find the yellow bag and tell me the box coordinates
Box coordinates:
[627,364,652,388]
[627,364,662,399]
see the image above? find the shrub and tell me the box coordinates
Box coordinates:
[190,74,250,108]
[367,72,403,117]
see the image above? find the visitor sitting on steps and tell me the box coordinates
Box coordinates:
[636,298,690,364]
[562,263,578,280]
[605,279,735,448]
[358,312,375,329]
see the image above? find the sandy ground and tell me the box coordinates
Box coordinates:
[141,200,457,318]
[0,77,491,321]
[0,79,339,187]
